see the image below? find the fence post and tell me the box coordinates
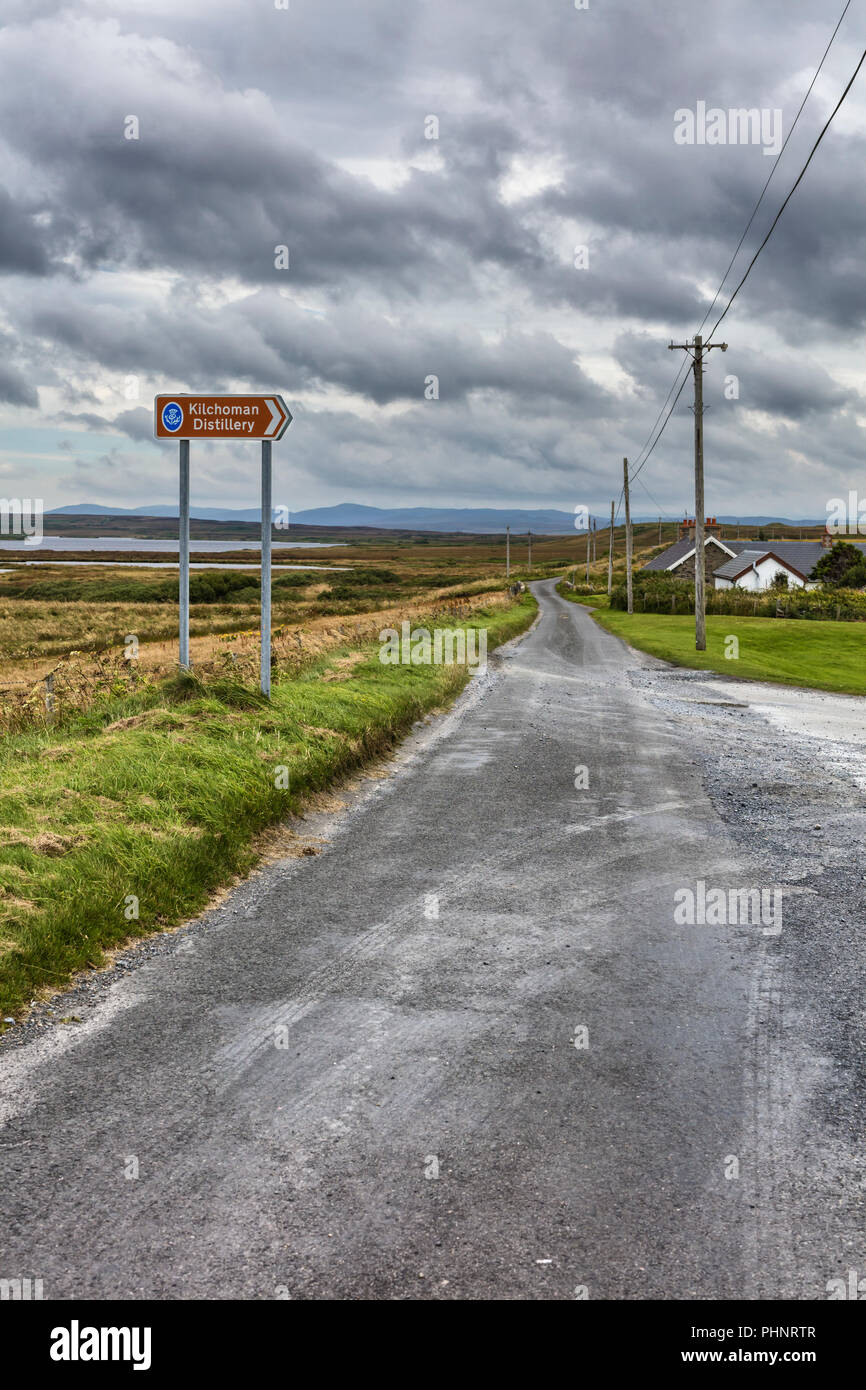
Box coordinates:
[44,672,55,719]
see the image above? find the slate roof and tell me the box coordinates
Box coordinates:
[651,538,866,582]
[641,536,745,572]
[713,550,768,580]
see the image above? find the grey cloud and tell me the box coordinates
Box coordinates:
[53,406,155,440]
[0,1,864,518]
[0,188,49,275]
[0,360,38,407]
[27,285,610,412]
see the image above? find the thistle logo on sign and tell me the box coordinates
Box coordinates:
[154,394,292,440]
[161,402,183,433]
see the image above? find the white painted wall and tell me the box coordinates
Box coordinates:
[713,557,816,591]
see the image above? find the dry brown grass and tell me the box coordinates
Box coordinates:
[0,582,509,733]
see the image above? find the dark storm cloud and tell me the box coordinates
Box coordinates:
[54,406,154,439]
[3,2,859,329]
[0,17,538,298]
[25,286,610,412]
[0,361,38,408]
[0,188,50,275]
[0,1,864,514]
[613,334,856,422]
[724,350,853,420]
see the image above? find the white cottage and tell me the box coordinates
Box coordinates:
[713,548,817,591]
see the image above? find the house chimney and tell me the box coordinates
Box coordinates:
[821,527,835,549]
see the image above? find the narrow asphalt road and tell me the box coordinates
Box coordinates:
[0,580,860,1299]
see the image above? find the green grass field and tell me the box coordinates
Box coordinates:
[594,610,866,695]
[0,596,535,1018]
[556,582,610,608]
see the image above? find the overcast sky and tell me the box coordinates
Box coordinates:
[0,0,864,518]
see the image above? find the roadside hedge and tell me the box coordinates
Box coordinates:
[611,575,866,621]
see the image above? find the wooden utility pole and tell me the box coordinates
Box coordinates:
[506,525,510,580]
[585,522,591,582]
[668,332,727,651]
[658,516,662,545]
[592,519,597,564]
[527,530,532,572]
[607,500,614,596]
[623,457,633,615]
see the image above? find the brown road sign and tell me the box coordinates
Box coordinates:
[154,394,292,440]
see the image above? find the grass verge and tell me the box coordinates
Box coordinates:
[555,581,610,608]
[0,595,535,1018]
[593,609,866,695]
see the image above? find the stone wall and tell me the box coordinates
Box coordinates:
[672,543,735,581]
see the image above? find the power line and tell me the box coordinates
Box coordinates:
[699,0,853,337]
[710,38,866,335]
[615,363,691,519]
[627,369,691,490]
[630,357,692,472]
[634,473,675,518]
[624,0,856,501]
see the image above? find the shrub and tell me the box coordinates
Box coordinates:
[611,572,866,621]
[810,541,866,589]
[0,570,321,605]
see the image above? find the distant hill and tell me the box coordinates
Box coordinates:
[287,504,587,533]
[50,502,592,534]
[48,503,830,534]
[49,503,263,522]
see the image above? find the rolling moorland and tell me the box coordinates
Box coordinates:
[2,517,864,1020]
[0,525,582,1017]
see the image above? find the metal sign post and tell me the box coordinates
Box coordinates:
[179,439,190,670]
[154,393,292,693]
[260,440,272,697]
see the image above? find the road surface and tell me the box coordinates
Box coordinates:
[1,579,863,1300]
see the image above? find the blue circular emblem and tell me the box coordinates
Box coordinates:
[161,401,183,433]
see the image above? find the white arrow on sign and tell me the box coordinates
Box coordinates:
[263,395,292,439]
[264,398,284,436]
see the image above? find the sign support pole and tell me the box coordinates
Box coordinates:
[260,439,272,697]
[179,439,190,670]
[156,394,291,687]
